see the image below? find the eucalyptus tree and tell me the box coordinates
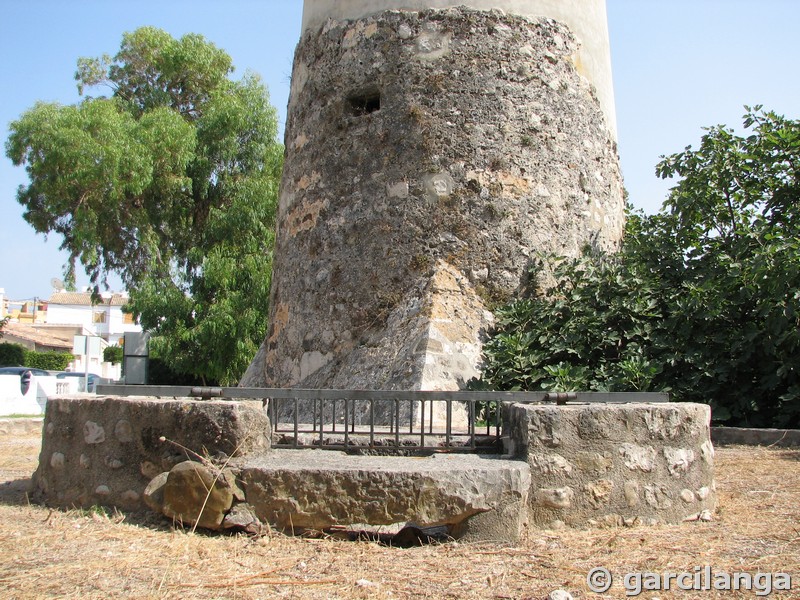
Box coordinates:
[6,27,283,384]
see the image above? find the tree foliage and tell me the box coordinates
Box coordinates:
[474,108,800,428]
[6,27,283,385]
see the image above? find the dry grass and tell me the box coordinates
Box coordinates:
[0,430,797,599]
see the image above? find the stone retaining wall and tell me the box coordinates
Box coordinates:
[31,396,716,538]
[504,402,717,527]
[31,396,271,510]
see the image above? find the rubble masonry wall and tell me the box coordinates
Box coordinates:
[31,397,716,535]
[243,7,625,391]
[504,402,718,527]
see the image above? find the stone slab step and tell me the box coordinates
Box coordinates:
[237,450,531,540]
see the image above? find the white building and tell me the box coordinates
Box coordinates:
[46,291,142,346]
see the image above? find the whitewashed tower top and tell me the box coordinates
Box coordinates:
[301,0,617,135]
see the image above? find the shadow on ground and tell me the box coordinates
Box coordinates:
[0,477,32,506]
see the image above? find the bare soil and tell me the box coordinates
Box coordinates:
[0,429,797,599]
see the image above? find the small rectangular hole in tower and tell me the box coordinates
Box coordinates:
[348,91,381,117]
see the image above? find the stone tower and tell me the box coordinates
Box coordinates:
[242,0,625,391]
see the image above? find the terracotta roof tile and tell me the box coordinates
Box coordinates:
[48,292,129,307]
[2,323,73,350]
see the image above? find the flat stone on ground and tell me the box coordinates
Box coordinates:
[238,450,530,538]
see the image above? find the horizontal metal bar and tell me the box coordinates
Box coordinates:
[190,386,224,398]
[95,384,669,404]
[270,443,496,454]
[562,392,670,404]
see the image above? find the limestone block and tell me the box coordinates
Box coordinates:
[83,421,105,444]
[162,461,235,531]
[143,471,169,513]
[525,408,563,449]
[701,440,715,464]
[529,452,573,476]
[664,447,695,476]
[535,487,574,509]
[50,452,65,469]
[643,406,686,440]
[623,481,640,507]
[223,503,263,533]
[577,408,617,439]
[585,479,614,508]
[241,451,530,540]
[574,451,613,474]
[644,484,672,510]
[619,443,656,472]
[104,456,123,470]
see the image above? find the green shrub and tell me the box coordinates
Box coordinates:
[0,342,26,366]
[103,345,123,364]
[473,108,800,429]
[24,350,73,371]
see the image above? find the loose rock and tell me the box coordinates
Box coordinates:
[161,461,234,530]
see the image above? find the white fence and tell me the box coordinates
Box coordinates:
[0,375,80,416]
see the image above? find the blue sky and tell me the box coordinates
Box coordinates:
[1,0,798,301]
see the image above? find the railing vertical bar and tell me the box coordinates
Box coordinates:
[269,397,275,430]
[268,397,277,446]
[369,399,375,448]
[259,391,535,453]
[469,400,476,449]
[420,397,425,448]
[446,397,452,448]
[344,398,350,449]
[319,397,325,447]
[494,399,500,441]
[293,397,299,449]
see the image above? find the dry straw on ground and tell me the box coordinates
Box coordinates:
[0,428,797,599]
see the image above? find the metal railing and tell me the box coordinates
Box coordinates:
[96,385,668,454]
[267,389,501,453]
